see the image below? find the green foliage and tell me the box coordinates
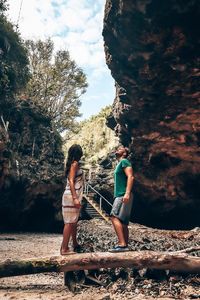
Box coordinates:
[0,4,29,102]
[24,38,88,133]
[0,0,8,12]
[64,105,118,166]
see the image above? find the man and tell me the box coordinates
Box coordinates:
[110,145,134,252]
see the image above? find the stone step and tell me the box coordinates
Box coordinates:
[85,204,103,219]
[83,195,110,223]
[86,198,101,207]
[86,205,108,216]
[86,192,95,197]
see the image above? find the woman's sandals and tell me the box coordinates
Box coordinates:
[60,244,75,255]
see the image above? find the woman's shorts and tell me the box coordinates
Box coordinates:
[110,193,133,225]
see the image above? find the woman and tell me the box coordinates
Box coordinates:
[61,144,84,255]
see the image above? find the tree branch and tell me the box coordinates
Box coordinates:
[171,246,200,254]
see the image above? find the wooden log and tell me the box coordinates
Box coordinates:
[172,246,200,253]
[0,250,200,278]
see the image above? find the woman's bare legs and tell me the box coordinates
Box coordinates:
[61,223,72,253]
[71,222,79,248]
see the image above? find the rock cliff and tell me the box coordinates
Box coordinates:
[0,100,64,231]
[103,0,200,228]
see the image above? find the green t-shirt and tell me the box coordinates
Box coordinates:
[114,158,132,197]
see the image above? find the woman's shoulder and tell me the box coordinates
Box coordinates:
[70,160,79,169]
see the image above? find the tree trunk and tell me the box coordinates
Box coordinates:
[0,251,199,278]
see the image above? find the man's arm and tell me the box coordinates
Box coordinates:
[123,166,134,203]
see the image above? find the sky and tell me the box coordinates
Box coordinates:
[6,0,115,120]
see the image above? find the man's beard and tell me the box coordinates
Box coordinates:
[115,152,121,158]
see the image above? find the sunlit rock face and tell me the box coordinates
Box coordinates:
[0,101,64,231]
[103,0,200,228]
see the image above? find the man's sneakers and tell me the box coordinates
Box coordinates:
[109,245,129,252]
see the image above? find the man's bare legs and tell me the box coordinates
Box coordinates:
[111,216,127,246]
[123,224,129,246]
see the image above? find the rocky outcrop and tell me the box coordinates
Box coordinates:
[103,0,200,228]
[89,153,115,214]
[0,100,64,231]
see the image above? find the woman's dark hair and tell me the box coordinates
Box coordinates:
[65,144,83,177]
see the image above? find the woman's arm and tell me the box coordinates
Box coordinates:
[68,161,81,208]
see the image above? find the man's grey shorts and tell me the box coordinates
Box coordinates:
[110,193,133,225]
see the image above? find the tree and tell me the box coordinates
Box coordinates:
[0,0,7,12]
[0,1,29,102]
[24,39,88,132]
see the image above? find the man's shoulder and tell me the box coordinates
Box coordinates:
[121,158,130,162]
[120,158,132,167]
[120,158,131,163]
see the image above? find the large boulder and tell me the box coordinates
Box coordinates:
[103,0,200,228]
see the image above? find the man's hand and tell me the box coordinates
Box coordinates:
[73,198,81,208]
[123,193,130,203]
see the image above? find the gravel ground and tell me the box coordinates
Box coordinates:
[0,219,199,300]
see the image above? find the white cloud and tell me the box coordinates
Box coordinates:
[90,66,108,80]
[59,7,91,30]
[7,0,106,69]
[81,27,100,43]
[6,0,115,119]
[7,1,54,39]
